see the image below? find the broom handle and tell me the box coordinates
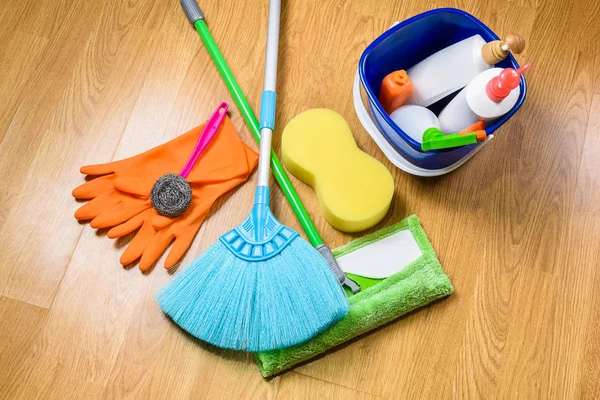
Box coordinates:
[180,0,320,245]
[256,0,281,188]
[180,0,361,293]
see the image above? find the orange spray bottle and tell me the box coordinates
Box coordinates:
[378,70,413,114]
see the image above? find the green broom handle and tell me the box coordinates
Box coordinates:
[193,19,323,247]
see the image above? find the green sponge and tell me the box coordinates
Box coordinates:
[255,215,453,377]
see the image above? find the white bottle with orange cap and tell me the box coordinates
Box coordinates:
[438,63,531,134]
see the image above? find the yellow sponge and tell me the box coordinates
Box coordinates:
[282,109,394,233]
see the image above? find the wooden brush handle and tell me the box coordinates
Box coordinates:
[504,34,526,54]
[482,34,526,65]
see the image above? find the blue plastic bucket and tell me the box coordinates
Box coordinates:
[353,8,527,176]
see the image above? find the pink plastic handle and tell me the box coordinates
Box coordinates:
[180,102,229,178]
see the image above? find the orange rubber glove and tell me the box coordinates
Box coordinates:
[73,117,253,226]
[73,117,258,270]
[107,145,257,271]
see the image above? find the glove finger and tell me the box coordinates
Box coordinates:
[72,175,115,199]
[113,175,158,198]
[90,198,151,229]
[139,229,176,272]
[152,213,176,231]
[107,211,147,239]
[242,143,259,171]
[151,190,210,230]
[164,217,206,269]
[80,162,120,176]
[74,192,121,221]
[119,222,157,267]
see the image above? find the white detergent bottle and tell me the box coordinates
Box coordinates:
[406,34,525,107]
[389,105,440,143]
[438,63,531,133]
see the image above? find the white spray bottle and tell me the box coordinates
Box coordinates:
[438,63,531,133]
[406,34,525,107]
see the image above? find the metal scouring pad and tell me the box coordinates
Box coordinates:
[150,173,192,217]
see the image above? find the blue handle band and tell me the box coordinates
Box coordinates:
[260,90,276,130]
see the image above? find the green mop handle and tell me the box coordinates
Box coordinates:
[180,1,321,246]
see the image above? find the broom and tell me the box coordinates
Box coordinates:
[177,0,360,293]
[157,0,349,352]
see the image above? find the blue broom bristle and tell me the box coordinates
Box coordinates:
[156,236,349,352]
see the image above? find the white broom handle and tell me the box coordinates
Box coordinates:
[257,0,281,188]
[263,0,280,93]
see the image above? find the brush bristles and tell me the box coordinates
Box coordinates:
[156,237,349,352]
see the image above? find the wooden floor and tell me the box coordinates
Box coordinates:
[1,0,599,398]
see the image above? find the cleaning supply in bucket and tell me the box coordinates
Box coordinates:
[421,127,487,151]
[460,120,486,133]
[378,70,413,114]
[438,63,531,133]
[151,102,228,217]
[73,115,258,271]
[180,0,360,292]
[281,109,394,233]
[255,215,454,377]
[406,34,525,107]
[389,104,440,143]
[157,0,349,352]
[355,9,528,175]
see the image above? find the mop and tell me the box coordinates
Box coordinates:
[256,215,454,376]
[157,0,349,352]
[178,0,453,374]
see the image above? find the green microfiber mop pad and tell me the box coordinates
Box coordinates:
[255,215,453,377]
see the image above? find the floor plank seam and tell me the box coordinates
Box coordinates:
[569,94,598,215]
[288,371,387,399]
[0,295,48,312]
